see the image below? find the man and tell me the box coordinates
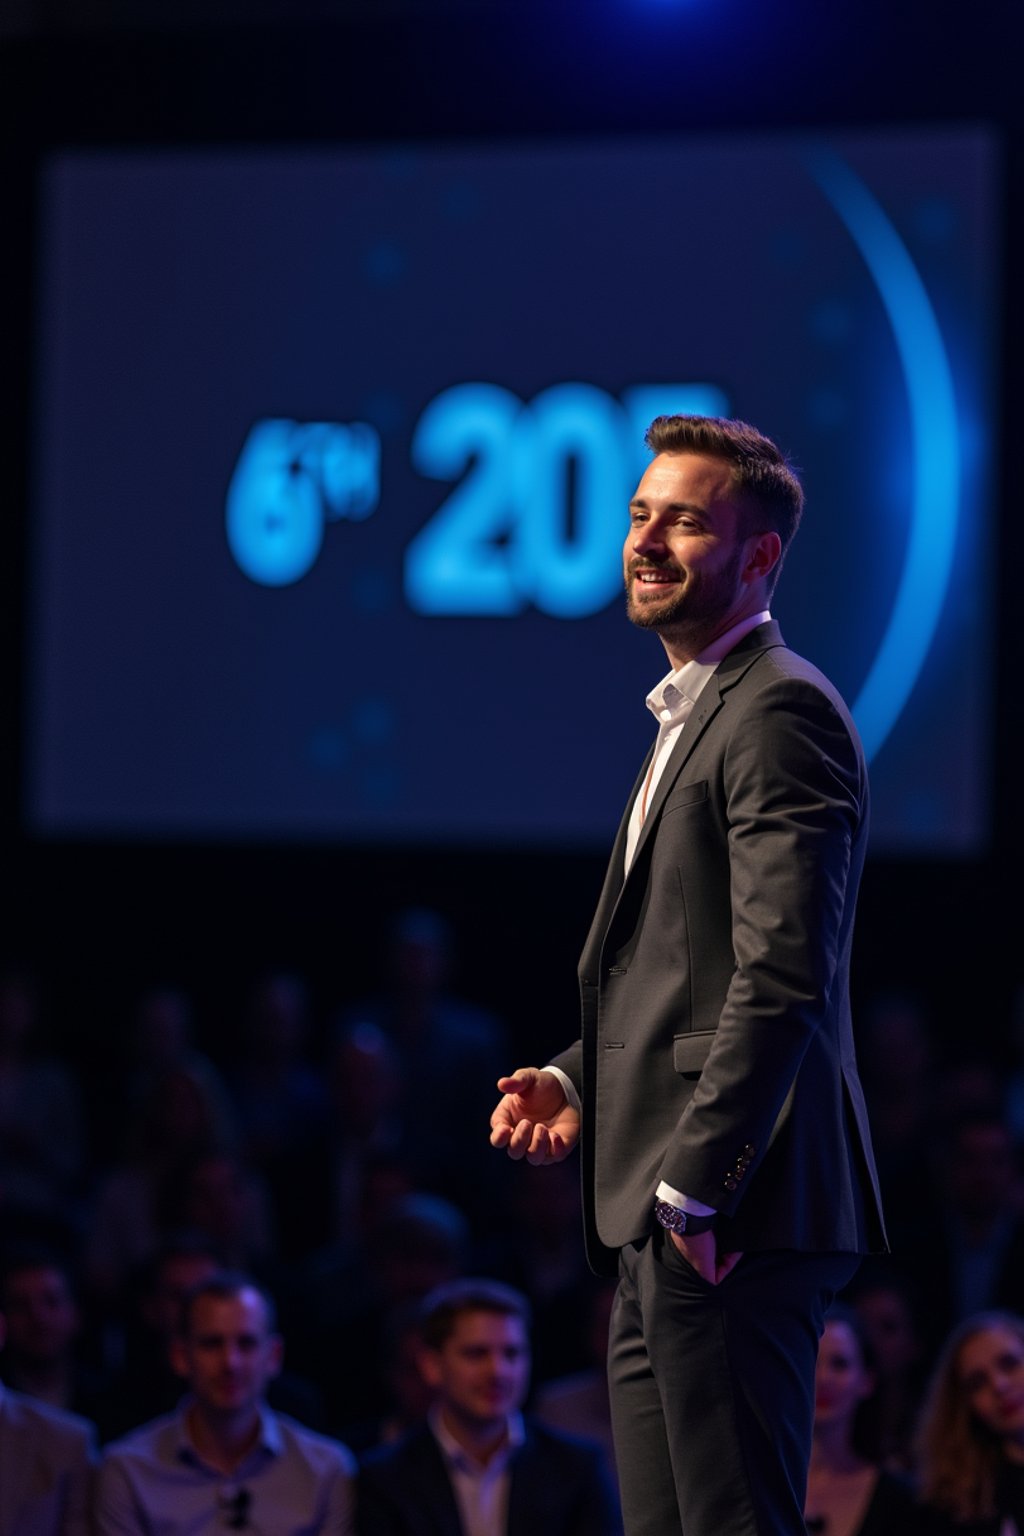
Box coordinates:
[0,1246,94,1417]
[0,1294,96,1536]
[357,1277,621,1535]
[94,1271,355,1533]
[490,414,886,1536]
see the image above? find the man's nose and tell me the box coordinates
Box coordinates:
[630,522,665,558]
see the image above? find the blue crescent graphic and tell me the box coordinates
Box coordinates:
[807,148,960,763]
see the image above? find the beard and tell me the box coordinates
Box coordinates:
[624,543,746,635]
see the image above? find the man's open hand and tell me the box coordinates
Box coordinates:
[489,1068,581,1165]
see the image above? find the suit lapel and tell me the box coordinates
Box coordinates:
[578,742,654,982]
[420,1433,465,1536]
[505,1429,535,1536]
[628,623,786,878]
[581,623,788,973]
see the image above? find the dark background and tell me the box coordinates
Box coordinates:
[0,0,1020,1074]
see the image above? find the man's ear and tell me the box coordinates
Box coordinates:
[417,1346,443,1391]
[744,530,782,584]
[267,1335,284,1380]
[169,1337,190,1380]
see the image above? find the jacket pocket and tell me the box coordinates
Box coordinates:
[661,779,709,817]
[672,1030,716,1079]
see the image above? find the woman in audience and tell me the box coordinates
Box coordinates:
[915,1310,1024,1533]
[847,1261,932,1473]
[804,1303,916,1536]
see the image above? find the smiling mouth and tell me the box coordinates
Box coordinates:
[632,568,680,587]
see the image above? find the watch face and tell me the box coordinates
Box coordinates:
[656,1200,684,1233]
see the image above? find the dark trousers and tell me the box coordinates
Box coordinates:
[608,1229,859,1536]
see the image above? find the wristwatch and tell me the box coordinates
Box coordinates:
[654,1198,717,1236]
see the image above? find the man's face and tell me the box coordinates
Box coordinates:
[2,1267,79,1363]
[143,1254,221,1341]
[420,1311,530,1433]
[172,1288,282,1418]
[623,452,764,654]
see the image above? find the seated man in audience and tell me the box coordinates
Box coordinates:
[0,1289,96,1536]
[94,1270,355,1534]
[357,1277,622,1536]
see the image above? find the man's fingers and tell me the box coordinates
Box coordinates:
[496,1069,537,1095]
[715,1250,744,1284]
[526,1125,558,1166]
[503,1118,537,1161]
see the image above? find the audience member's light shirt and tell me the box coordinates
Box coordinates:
[429,1404,525,1536]
[0,1383,97,1536]
[93,1400,355,1535]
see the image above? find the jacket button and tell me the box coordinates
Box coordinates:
[724,1176,738,1191]
[743,1144,756,1157]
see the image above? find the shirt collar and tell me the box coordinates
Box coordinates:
[428,1402,525,1473]
[174,1399,282,1468]
[646,611,771,725]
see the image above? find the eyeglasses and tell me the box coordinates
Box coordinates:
[220,1488,252,1530]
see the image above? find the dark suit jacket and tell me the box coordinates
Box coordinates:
[356,1418,622,1536]
[549,622,887,1275]
[0,1387,97,1536]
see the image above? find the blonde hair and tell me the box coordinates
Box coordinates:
[915,1310,1024,1522]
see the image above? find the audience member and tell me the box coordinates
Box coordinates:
[0,1276,97,1536]
[0,968,85,1240]
[533,1279,618,1497]
[482,1157,594,1383]
[845,1260,931,1473]
[89,1234,228,1443]
[357,1277,622,1535]
[1002,983,1024,1146]
[914,1309,1024,1533]
[158,1146,276,1276]
[803,1303,915,1536]
[94,1270,355,1534]
[894,1112,1024,1355]
[83,1057,244,1310]
[337,907,511,1225]
[225,970,331,1179]
[268,1017,408,1262]
[289,1191,472,1437]
[855,987,938,1243]
[117,986,236,1146]
[93,1234,326,1443]
[0,1244,107,1424]
[339,1299,439,1454]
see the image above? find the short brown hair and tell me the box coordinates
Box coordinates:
[178,1270,278,1338]
[644,414,804,591]
[418,1278,531,1351]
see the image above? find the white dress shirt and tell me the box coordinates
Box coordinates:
[429,1405,525,1536]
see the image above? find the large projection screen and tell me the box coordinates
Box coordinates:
[27,126,997,853]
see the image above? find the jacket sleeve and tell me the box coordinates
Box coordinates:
[658,675,866,1211]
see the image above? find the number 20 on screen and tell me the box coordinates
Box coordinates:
[226,381,727,618]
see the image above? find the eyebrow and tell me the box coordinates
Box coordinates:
[628,498,708,515]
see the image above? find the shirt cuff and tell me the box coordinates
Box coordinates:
[656,1180,717,1217]
[543,1065,580,1113]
